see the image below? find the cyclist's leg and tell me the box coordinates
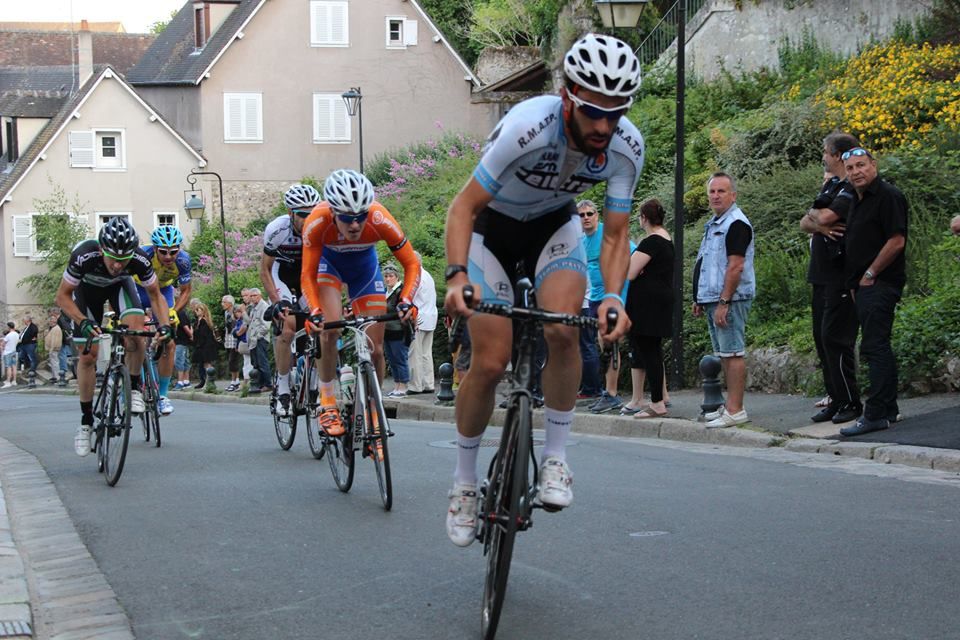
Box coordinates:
[351,294,388,382]
[340,251,389,381]
[113,278,146,411]
[72,284,105,455]
[272,268,299,397]
[153,285,177,398]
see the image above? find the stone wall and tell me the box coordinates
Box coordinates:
[660,0,928,81]
[191,179,290,228]
[476,47,542,85]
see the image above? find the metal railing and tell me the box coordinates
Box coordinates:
[636,0,708,66]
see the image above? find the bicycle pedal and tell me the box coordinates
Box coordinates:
[536,501,563,513]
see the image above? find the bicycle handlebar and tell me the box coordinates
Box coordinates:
[82,326,158,355]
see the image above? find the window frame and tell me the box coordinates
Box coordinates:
[223,92,263,144]
[154,211,180,229]
[312,93,351,144]
[12,211,83,259]
[93,129,126,171]
[95,212,133,234]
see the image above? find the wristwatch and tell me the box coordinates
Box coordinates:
[864,269,876,280]
[444,264,468,282]
[718,297,731,305]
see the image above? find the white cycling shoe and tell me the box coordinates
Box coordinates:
[446,483,479,547]
[130,390,145,414]
[537,457,573,508]
[74,425,92,457]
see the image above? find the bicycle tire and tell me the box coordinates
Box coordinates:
[325,374,355,492]
[481,394,531,640]
[141,361,161,446]
[104,365,132,487]
[302,358,324,460]
[362,364,392,511]
[272,374,296,450]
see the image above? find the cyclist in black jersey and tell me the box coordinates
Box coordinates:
[259,184,320,416]
[54,217,173,457]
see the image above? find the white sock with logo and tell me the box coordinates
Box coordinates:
[454,434,483,487]
[541,407,574,462]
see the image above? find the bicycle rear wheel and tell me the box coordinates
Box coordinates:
[302,359,324,460]
[362,365,392,511]
[325,423,354,492]
[481,394,531,640]
[103,366,132,487]
[140,362,161,447]
[272,374,296,450]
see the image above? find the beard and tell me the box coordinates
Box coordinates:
[569,113,612,156]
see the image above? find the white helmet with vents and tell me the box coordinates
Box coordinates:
[323,169,375,214]
[563,33,641,97]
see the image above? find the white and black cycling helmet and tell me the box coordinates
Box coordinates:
[283,183,321,211]
[98,216,139,258]
[323,169,375,214]
[564,33,641,97]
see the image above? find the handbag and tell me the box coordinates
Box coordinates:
[237,340,250,355]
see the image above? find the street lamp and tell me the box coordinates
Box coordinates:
[341,86,364,173]
[593,0,686,389]
[184,169,229,296]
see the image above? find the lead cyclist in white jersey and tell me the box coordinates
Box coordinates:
[443,33,645,546]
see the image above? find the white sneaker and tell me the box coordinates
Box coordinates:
[537,457,573,508]
[446,483,479,547]
[1,382,10,389]
[705,409,749,428]
[74,425,92,457]
[158,396,174,415]
[704,405,726,421]
[130,390,145,414]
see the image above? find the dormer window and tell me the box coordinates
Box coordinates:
[194,2,211,50]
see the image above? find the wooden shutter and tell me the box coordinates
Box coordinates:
[311,1,348,45]
[224,93,262,141]
[68,130,95,167]
[12,215,34,257]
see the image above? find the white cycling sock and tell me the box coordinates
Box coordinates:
[541,407,574,462]
[454,434,483,486]
[277,372,290,395]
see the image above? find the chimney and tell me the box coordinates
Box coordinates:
[77,19,93,87]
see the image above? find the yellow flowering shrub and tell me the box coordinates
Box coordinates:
[818,42,960,151]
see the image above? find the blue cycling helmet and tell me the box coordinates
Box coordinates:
[151,225,184,248]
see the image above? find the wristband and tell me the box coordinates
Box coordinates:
[603,292,624,305]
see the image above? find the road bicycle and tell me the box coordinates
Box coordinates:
[139,325,164,447]
[267,310,324,458]
[83,318,157,486]
[319,311,400,511]
[450,280,612,640]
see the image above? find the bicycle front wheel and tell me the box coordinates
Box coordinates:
[103,366,132,487]
[362,365,392,511]
[303,359,324,460]
[325,422,354,492]
[272,376,296,450]
[481,394,531,640]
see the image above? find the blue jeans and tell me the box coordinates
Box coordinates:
[58,343,71,374]
[384,338,410,383]
[175,344,191,372]
[20,343,38,373]
[578,303,602,396]
[250,339,271,388]
[855,281,902,421]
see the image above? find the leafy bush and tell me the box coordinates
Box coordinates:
[19,181,89,301]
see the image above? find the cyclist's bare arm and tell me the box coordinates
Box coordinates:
[597,210,632,339]
[444,177,494,317]
[144,280,171,333]
[259,253,282,304]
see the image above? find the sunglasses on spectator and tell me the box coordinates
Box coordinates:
[841,147,873,161]
[291,208,312,218]
[567,90,632,122]
[157,248,180,256]
[335,211,368,225]
[578,210,598,218]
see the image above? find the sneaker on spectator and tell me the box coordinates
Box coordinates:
[446,483,479,547]
[537,457,573,508]
[704,405,726,421]
[705,409,749,428]
[590,393,622,414]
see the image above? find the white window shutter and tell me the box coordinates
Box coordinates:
[333,99,348,140]
[330,3,347,44]
[243,96,261,140]
[225,95,242,139]
[313,95,349,142]
[68,130,95,167]
[12,215,34,257]
[404,20,418,46]
[224,93,261,141]
[310,2,327,44]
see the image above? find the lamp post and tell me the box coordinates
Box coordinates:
[593,0,686,389]
[341,87,364,173]
[184,169,229,296]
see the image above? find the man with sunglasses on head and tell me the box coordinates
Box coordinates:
[55,217,173,456]
[260,183,322,416]
[442,33,642,547]
[135,225,192,415]
[839,146,908,437]
[300,169,420,437]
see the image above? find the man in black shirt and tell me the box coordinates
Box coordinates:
[839,147,908,437]
[800,132,862,424]
[19,314,39,386]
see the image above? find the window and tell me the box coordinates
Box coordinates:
[69,129,125,169]
[11,212,84,258]
[96,212,132,233]
[310,1,348,46]
[223,93,262,143]
[195,4,210,49]
[154,212,179,228]
[4,118,18,164]
[312,94,350,143]
[385,17,417,48]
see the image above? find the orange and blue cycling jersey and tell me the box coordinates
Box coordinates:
[301,201,420,316]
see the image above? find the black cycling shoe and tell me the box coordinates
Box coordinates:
[278,393,291,417]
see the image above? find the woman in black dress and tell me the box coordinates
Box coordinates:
[624,199,675,418]
[190,301,220,389]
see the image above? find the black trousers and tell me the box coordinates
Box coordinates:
[811,285,832,399]
[629,333,665,404]
[820,285,861,408]
[855,281,902,421]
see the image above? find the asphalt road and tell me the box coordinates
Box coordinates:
[2,393,960,640]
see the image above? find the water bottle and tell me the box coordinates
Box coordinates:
[339,365,355,403]
[293,355,304,389]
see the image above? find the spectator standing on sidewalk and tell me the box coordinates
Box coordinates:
[44,313,64,385]
[56,310,75,381]
[840,147,908,437]
[408,252,437,394]
[245,288,272,393]
[221,295,240,391]
[383,264,411,397]
[693,172,756,428]
[576,199,604,402]
[3,322,20,388]
[800,132,863,425]
[173,307,193,390]
[19,314,38,386]
[228,304,249,391]
[190,301,220,389]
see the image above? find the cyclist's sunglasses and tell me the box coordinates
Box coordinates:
[335,210,368,225]
[157,247,180,256]
[291,208,312,218]
[567,90,632,122]
[841,147,873,161]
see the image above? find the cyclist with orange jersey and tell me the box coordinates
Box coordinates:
[300,169,420,436]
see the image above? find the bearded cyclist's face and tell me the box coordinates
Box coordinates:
[563,87,628,156]
[289,208,311,234]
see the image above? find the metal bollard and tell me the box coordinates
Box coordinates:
[435,362,455,405]
[699,354,724,419]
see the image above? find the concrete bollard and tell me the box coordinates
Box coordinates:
[436,362,455,405]
[699,354,724,419]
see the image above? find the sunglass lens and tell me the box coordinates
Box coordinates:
[337,212,368,224]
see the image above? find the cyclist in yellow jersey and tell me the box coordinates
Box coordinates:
[134,225,192,415]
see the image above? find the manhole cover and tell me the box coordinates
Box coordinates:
[629,531,670,538]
